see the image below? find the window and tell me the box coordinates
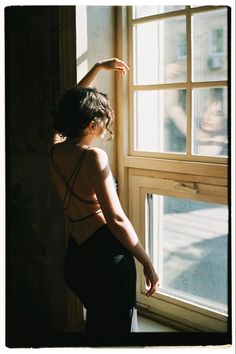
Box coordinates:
[130,6,228,159]
[146,194,228,314]
[176,32,187,60]
[134,89,187,153]
[192,87,228,156]
[119,5,230,332]
[211,28,224,55]
[192,10,227,78]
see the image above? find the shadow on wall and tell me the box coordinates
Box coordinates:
[5,6,69,344]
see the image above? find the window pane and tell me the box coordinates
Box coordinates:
[134,90,186,153]
[192,87,228,157]
[133,17,186,85]
[192,9,228,82]
[133,6,186,19]
[146,194,228,314]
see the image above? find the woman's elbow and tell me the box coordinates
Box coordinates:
[106,213,127,229]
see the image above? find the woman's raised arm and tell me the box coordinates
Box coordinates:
[50,58,129,146]
[76,58,129,88]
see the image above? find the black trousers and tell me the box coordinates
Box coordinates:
[63,224,137,337]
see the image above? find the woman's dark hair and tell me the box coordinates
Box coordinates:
[52,86,114,140]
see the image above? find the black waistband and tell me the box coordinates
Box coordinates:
[68,224,131,257]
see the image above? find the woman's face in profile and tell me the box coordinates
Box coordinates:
[96,118,109,138]
[200,101,224,133]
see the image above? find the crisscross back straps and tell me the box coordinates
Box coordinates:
[51,146,98,209]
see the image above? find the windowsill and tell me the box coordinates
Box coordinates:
[137,314,179,332]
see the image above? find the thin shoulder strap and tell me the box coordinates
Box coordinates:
[63,149,87,209]
[50,145,82,189]
[50,145,87,209]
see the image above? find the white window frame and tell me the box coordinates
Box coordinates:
[115,5,230,332]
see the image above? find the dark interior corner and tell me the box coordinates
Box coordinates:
[5,6,69,346]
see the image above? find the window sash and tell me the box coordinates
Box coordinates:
[129,173,228,331]
[128,6,229,163]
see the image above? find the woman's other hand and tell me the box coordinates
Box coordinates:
[98,58,130,76]
[77,58,129,87]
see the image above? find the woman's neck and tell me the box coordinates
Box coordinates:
[66,135,94,148]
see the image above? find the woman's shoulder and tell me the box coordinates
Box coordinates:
[86,147,109,170]
[87,146,108,159]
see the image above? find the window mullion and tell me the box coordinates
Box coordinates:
[128,6,134,155]
[186,7,192,158]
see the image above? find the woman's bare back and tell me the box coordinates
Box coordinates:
[50,141,106,244]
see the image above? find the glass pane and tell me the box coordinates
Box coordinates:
[146,194,228,313]
[133,17,186,85]
[133,6,186,18]
[192,87,228,157]
[134,90,186,153]
[192,9,228,82]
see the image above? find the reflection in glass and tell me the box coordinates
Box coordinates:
[192,87,228,157]
[134,90,186,153]
[133,6,186,19]
[146,194,228,313]
[133,17,186,85]
[192,9,228,82]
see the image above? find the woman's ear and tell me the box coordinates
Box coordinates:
[88,120,96,134]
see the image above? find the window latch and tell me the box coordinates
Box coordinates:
[174,182,199,194]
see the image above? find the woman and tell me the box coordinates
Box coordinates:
[50,58,159,337]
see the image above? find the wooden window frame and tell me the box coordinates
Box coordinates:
[128,5,228,164]
[115,5,230,332]
[129,171,228,332]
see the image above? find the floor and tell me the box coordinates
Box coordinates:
[83,307,178,332]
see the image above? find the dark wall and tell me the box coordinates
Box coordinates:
[5,6,69,345]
